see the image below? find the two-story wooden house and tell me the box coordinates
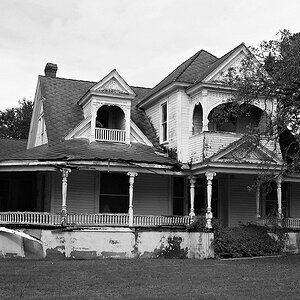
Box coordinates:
[1,43,300,230]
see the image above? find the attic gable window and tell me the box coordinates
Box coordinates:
[161,102,168,143]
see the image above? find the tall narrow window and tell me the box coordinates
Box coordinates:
[173,177,185,215]
[161,102,168,143]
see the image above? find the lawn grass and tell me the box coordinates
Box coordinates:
[0,255,300,299]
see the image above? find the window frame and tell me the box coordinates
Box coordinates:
[160,101,168,144]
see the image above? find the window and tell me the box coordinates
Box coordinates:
[173,177,185,215]
[100,173,129,213]
[161,102,168,143]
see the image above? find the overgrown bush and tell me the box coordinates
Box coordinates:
[186,214,220,233]
[212,223,286,258]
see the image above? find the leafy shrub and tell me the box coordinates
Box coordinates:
[186,214,220,233]
[212,223,286,258]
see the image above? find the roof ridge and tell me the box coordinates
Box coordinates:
[174,49,206,81]
[130,85,151,90]
[147,49,204,93]
[39,75,96,84]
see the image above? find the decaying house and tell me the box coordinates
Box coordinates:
[0,43,300,258]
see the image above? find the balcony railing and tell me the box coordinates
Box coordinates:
[95,127,126,143]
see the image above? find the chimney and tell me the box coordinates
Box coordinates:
[44,63,58,77]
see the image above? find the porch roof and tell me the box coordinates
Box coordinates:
[0,138,177,167]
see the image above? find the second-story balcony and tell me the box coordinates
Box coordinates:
[189,131,279,164]
[95,127,126,143]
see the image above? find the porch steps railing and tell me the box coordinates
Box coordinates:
[0,212,61,226]
[95,127,126,143]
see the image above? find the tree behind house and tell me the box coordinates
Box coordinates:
[222,30,300,174]
[0,98,33,139]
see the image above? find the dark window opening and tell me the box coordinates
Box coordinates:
[100,173,129,213]
[173,177,185,215]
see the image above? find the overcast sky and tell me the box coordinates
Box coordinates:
[0,0,299,110]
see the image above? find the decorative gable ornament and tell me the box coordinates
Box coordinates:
[95,78,129,95]
[209,137,283,165]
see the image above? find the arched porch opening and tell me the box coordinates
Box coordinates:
[208,103,264,134]
[95,105,126,142]
[192,104,203,134]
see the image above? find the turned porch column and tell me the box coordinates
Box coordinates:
[188,176,196,219]
[276,176,283,222]
[127,172,138,227]
[205,171,216,229]
[256,183,261,220]
[61,168,71,225]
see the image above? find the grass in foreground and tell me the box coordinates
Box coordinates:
[0,255,300,299]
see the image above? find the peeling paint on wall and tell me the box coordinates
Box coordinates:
[0,228,214,260]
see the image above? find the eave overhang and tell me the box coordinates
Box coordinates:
[137,82,190,109]
[0,159,183,175]
[189,161,283,176]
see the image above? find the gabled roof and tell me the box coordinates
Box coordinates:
[0,139,176,166]
[189,43,246,88]
[139,50,218,105]
[39,76,159,147]
[207,136,283,165]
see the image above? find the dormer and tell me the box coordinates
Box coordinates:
[78,69,136,144]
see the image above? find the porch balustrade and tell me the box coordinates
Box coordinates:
[1,211,300,229]
[95,127,126,143]
[0,212,61,226]
[133,215,191,227]
[283,218,300,229]
[0,212,191,227]
[67,213,129,226]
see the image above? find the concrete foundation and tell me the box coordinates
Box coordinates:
[0,228,214,259]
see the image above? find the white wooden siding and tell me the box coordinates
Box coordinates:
[228,174,256,226]
[133,173,170,215]
[289,183,300,218]
[53,170,96,214]
[145,92,178,148]
[179,92,191,162]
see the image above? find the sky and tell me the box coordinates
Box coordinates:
[0,0,299,110]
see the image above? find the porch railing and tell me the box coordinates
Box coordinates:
[95,127,126,143]
[67,213,129,226]
[0,212,61,226]
[283,218,300,229]
[0,212,191,227]
[133,215,191,226]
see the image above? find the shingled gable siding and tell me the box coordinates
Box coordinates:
[133,173,170,215]
[289,183,300,218]
[228,174,256,226]
[53,170,95,214]
[145,92,178,148]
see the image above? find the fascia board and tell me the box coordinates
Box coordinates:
[78,90,135,107]
[138,82,190,109]
[27,79,42,149]
[65,116,92,140]
[187,82,235,96]
[203,46,249,83]
[130,120,153,146]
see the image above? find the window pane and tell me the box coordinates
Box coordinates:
[101,173,129,195]
[162,103,167,122]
